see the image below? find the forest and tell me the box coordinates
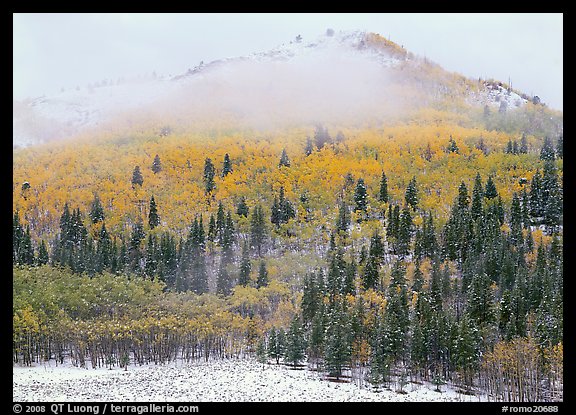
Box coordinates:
[13,104,563,401]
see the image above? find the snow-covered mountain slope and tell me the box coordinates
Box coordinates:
[13,30,532,148]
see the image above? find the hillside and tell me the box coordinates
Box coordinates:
[13,30,563,402]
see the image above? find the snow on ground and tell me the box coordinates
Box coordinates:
[14,358,487,402]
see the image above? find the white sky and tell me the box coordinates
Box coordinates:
[13,13,563,110]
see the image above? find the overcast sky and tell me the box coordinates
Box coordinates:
[13,13,563,110]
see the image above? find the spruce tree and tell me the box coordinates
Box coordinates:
[471,173,484,221]
[405,176,418,210]
[257,260,269,288]
[378,171,389,203]
[236,196,249,217]
[324,301,351,380]
[238,242,252,286]
[353,178,368,213]
[529,169,544,219]
[556,135,563,159]
[336,199,350,232]
[484,175,498,200]
[540,136,556,161]
[203,158,216,194]
[519,133,528,154]
[89,194,105,224]
[268,328,286,364]
[151,154,162,174]
[222,153,233,177]
[131,166,144,187]
[36,239,49,266]
[279,148,291,168]
[285,316,306,367]
[148,196,160,229]
[250,204,267,256]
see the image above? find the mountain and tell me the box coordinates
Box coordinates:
[13,30,536,148]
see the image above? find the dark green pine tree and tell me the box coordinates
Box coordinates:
[556,135,563,159]
[324,301,352,380]
[447,136,459,153]
[506,140,514,154]
[145,234,158,278]
[484,176,498,200]
[512,140,519,155]
[378,171,389,203]
[285,316,306,367]
[362,253,380,291]
[327,247,346,302]
[519,133,529,154]
[207,214,217,243]
[128,219,145,274]
[36,240,49,266]
[270,197,281,227]
[395,206,413,257]
[279,148,291,168]
[353,178,368,213]
[467,270,494,326]
[471,173,484,221]
[203,158,216,194]
[18,226,35,265]
[405,176,419,210]
[541,160,562,228]
[453,313,480,388]
[131,165,144,187]
[221,153,233,177]
[96,222,112,273]
[301,271,320,325]
[304,136,314,156]
[151,154,162,174]
[540,136,556,161]
[384,260,410,363]
[148,196,160,229]
[236,196,249,217]
[412,258,425,292]
[336,199,350,232]
[457,181,470,211]
[89,194,105,224]
[238,242,252,287]
[250,204,267,257]
[529,169,544,219]
[386,204,400,240]
[343,257,356,296]
[216,258,232,296]
[509,193,523,247]
[186,216,209,294]
[216,201,226,244]
[268,327,286,364]
[257,260,269,288]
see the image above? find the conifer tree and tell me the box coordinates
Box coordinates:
[353,178,368,213]
[405,176,418,210]
[151,154,162,174]
[238,242,252,286]
[519,133,529,154]
[250,204,267,256]
[203,158,216,194]
[279,148,291,168]
[236,196,249,217]
[131,166,144,187]
[89,194,105,224]
[540,136,556,161]
[378,171,389,203]
[471,173,484,221]
[221,153,233,177]
[285,316,306,367]
[484,175,498,200]
[336,199,350,232]
[257,260,269,288]
[148,196,160,229]
[36,240,49,266]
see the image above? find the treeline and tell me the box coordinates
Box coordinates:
[13,167,563,401]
